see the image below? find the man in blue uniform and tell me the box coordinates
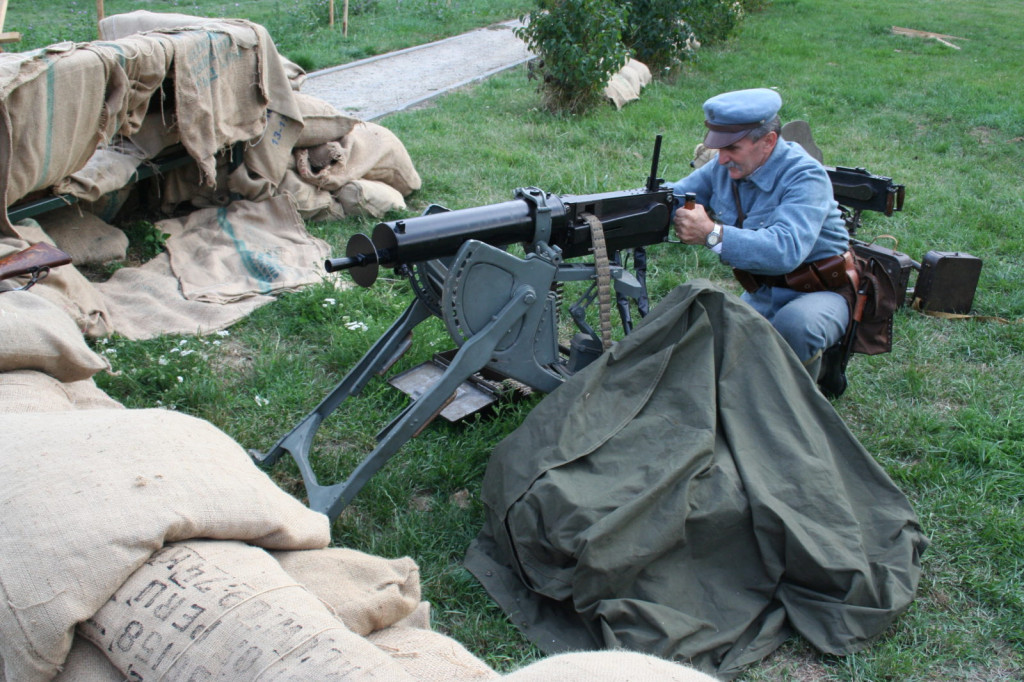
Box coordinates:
[670,88,853,378]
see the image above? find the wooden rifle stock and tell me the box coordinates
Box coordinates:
[0,242,72,283]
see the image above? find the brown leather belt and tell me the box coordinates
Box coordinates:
[734,250,857,294]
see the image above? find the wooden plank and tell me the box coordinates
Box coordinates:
[0,31,21,44]
[892,26,966,49]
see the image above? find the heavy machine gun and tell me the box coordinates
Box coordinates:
[252,137,677,520]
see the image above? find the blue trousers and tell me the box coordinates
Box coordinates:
[741,286,849,364]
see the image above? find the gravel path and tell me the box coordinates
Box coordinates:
[299,20,533,121]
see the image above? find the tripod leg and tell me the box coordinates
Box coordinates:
[293,286,538,520]
[249,297,432,490]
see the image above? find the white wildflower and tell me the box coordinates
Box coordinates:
[345,320,368,332]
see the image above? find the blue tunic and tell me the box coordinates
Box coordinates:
[669,139,848,276]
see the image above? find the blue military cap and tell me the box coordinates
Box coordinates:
[702,88,782,149]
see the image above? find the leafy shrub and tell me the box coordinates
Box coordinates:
[515,0,631,115]
[682,0,747,46]
[621,0,698,74]
[122,220,170,263]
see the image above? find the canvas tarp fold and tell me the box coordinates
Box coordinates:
[466,279,928,680]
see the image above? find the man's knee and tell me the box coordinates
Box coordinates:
[772,293,848,362]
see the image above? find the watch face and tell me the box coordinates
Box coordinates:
[706,229,721,247]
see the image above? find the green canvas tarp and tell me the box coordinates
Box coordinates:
[465,280,928,680]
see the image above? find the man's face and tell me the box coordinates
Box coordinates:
[716,131,778,180]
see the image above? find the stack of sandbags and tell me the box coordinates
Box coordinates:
[0,287,118,412]
[2,11,425,342]
[0,401,495,680]
[604,59,653,110]
[0,407,332,681]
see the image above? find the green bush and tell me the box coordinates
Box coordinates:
[683,0,746,46]
[515,0,631,115]
[621,0,698,74]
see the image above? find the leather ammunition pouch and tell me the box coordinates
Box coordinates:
[733,250,856,295]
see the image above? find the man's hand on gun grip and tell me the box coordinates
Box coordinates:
[673,202,715,246]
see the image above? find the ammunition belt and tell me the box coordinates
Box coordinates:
[582,212,613,350]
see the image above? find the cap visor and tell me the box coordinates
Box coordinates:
[703,129,750,149]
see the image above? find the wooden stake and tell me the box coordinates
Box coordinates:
[0,0,22,50]
[343,0,349,37]
[329,0,334,27]
[96,0,105,38]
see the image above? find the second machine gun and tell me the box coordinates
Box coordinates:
[252,136,678,520]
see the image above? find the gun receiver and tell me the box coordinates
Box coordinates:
[255,136,677,519]
[826,166,905,236]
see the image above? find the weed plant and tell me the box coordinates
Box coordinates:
[23,0,1023,678]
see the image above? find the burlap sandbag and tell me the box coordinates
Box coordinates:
[51,638,122,682]
[78,540,416,681]
[0,369,123,413]
[279,54,307,90]
[35,205,129,266]
[504,651,719,681]
[337,178,407,218]
[295,140,346,190]
[0,408,330,682]
[1,223,114,337]
[368,626,500,681]
[272,547,422,637]
[603,58,651,110]
[163,195,331,304]
[126,111,181,159]
[293,91,360,148]
[227,163,276,203]
[98,10,224,40]
[93,252,275,341]
[99,11,302,189]
[277,167,346,222]
[82,33,175,139]
[159,23,268,186]
[244,108,305,189]
[52,146,143,204]
[0,45,128,233]
[158,154,232,213]
[0,290,110,381]
[330,121,422,196]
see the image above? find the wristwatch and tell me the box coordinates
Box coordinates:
[705,222,723,248]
